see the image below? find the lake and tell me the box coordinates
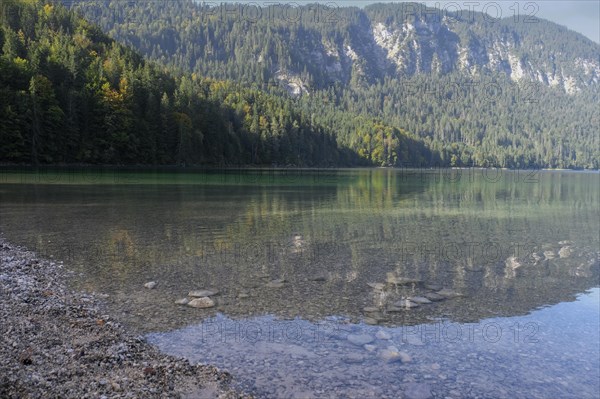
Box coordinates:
[1,167,598,398]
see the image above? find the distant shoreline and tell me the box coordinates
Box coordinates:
[0,164,597,172]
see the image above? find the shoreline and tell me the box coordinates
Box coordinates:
[1,164,598,172]
[0,236,251,398]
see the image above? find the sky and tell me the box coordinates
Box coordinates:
[216,1,600,43]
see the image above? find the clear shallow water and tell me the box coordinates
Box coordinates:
[0,167,598,397]
[147,288,600,398]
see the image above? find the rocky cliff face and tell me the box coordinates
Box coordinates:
[70,1,600,96]
[276,7,599,95]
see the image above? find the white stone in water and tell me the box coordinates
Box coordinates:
[544,250,556,260]
[558,246,572,258]
[505,256,521,269]
[189,289,218,297]
[174,298,190,305]
[376,330,392,340]
[144,281,157,289]
[379,348,411,363]
[187,297,215,308]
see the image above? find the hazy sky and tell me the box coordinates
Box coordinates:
[217,1,600,43]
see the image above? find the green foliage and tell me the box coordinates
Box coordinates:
[2,0,596,168]
[0,0,369,166]
[66,0,599,169]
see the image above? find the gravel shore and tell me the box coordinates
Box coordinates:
[0,236,251,398]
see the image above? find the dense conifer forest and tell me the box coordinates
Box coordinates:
[1,0,598,168]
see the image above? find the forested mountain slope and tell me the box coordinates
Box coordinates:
[2,0,398,166]
[1,1,598,168]
[68,1,600,168]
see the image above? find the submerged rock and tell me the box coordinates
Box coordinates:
[398,351,412,363]
[544,250,556,260]
[393,299,419,309]
[437,288,462,298]
[505,256,521,269]
[424,283,442,291]
[189,289,218,297]
[367,282,385,291]
[364,317,379,325]
[143,281,157,289]
[375,330,392,340]
[347,334,374,346]
[408,296,432,304]
[379,349,402,363]
[558,246,572,258]
[424,292,445,302]
[266,280,285,288]
[187,297,215,309]
[379,348,411,363]
[174,298,190,305]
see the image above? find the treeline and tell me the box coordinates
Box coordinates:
[0,0,368,166]
[67,0,600,169]
[305,73,600,168]
[1,0,597,168]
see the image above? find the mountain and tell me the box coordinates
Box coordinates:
[68,2,599,95]
[1,0,389,166]
[1,0,598,168]
[66,1,600,169]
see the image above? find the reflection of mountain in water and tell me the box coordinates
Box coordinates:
[0,169,598,333]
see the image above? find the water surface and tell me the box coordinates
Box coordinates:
[1,167,598,398]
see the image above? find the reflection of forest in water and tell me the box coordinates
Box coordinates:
[0,169,598,333]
